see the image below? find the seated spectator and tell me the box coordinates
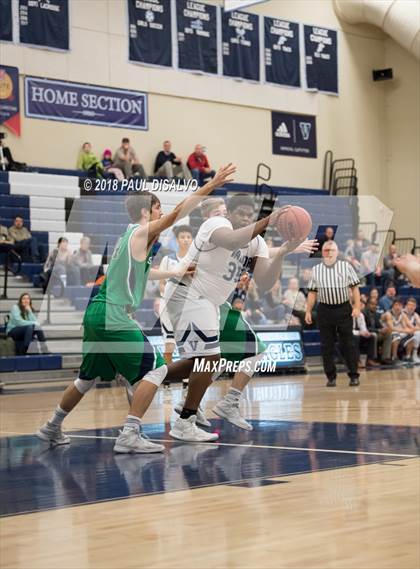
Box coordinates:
[379,285,397,313]
[113,137,147,179]
[383,298,415,364]
[73,236,99,285]
[361,243,381,285]
[0,222,13,244]
[368,287,380,305]
[154,140,191,180]
[382,243,402,286]
[363,298,392,364]
[263,280,286,323]
[0,137,27,171]
[245,280,268,325]
[42,237,80,292]
[404,297,420,364]
[353,300,380,368]
[344,239,361,273]
[6,293,49,355]
[354,230,370,262]
[187,144,216,186]
[77,142,104,178]
[317,226,335,253]
[299,268,313,297]
[8,216,39,262]
[282,277,307,327]
[101,149,124,181]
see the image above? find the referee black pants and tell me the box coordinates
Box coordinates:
[317,302,359,380]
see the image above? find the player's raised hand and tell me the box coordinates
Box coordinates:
[212,163,237,187]
[291,239,319,255]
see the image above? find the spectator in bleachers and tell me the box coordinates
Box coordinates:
[344,239,362,273]
[77,142,104,178]
[101,149,124,181]
[43,237,80,290]
[262,280,285,323]
[379,285,397,313]
[368,287,380,304]
[382,243,400,286]
[154,140,191,180]
[353,300,380,368]
[6,293,49,355]
[383,298,415,364]
[8,216,39,262]
[317,226,335,253]
[299,267,313,297]
[354,230,370,261]
[73,237,98,285]
[0,222,13,244]
[283,277,307,327]
[361,243,381,285]
[363,298,392,364]
[113,137,147,179]
[245,280,268,325]
[187,144,216,186]
[404,297,420,364]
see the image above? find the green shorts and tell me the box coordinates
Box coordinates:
[219,303,266,362]
[79,301,165,385]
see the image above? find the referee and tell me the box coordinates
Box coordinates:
[305,240,361,387]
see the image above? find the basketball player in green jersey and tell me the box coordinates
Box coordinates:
[37,163,236,453]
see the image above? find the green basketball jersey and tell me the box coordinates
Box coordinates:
[93,224,152,311]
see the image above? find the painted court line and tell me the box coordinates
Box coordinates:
[1,430,418,459]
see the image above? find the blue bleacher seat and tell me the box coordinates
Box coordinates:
[0,354,63,373]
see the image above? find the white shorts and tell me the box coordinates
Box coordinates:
[159,300,175,345]
[166,285,220,359]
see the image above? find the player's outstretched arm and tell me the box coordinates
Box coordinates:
[210,206,291,251]
[251,239,302,292]
[147,164,236,240]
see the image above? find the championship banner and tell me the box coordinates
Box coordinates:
[0,0,13,42]
[0,66,21,136]
[25,77,148,130]
[222,10,260,82]
[128,0,172,68]
[19,0,69,51]
[264,17,300,88]
[272,111,316,158]
[177,0,218,75]
[304,25,338,94]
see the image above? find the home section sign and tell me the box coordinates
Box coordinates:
[25,77,148,130]
[177,0,218,74]
[272,111,316,158]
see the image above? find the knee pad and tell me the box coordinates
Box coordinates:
[241,353,265,378]
[142,365,168,387]
[74,377,95,394]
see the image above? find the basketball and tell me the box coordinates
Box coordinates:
[276,206,312,241]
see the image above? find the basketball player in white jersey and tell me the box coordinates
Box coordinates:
[404,297,420,363]
[166,194,308,441]
[383,298,415,363]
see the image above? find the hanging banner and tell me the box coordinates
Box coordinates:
[19,0,69,51]
[177,0,218,75]
[128,0,172,68]
[0,66,21,136]
[222,10,260,82]
[0,0,13,42]
[224,1,265,11]
[264,17,300,88]
[25,77,148,130]
[272,111,316,158]
[304,25,338,94]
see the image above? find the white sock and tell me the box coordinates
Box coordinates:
[123,415,142,434]
[48,405,68,427]
[224,388,242,404]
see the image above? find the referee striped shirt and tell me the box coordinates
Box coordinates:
[308,260,360,305]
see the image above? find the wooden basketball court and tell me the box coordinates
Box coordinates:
[1,367,418,569]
